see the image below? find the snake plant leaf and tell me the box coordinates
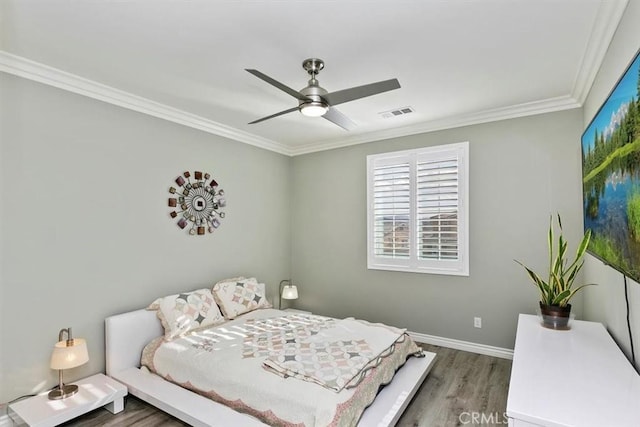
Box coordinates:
[548,220,554,276]
[552,289,571,305]
[565,283,596,302]
[565,229,591,273]
[577,228,591,255]
[515,260,549,299]
[550,270,566,293]
[558,235,568,264]
[565,260,584,286]
[516,261,545,286]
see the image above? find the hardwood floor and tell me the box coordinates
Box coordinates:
[62,344,512,427]
[396,345,511,427]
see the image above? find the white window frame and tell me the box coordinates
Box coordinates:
[366,141,469,276]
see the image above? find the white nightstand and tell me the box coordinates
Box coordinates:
[8,373,127,427]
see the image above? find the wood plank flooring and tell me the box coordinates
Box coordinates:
[396,345,511,427]
[61,344,512,427]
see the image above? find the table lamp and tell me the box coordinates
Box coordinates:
[48,327,89,400]
[279,279,299,309]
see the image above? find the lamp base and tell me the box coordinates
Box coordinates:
[48,384,79,400]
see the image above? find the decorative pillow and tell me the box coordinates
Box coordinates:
[212,277,272,319]
[151,288,225,341]
[214,276,246,286]
[147,298,161,311]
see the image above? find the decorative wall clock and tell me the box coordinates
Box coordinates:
[168,171,226,235]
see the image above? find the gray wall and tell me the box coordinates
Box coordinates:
[582,0,640,370]
[0,73,291,402]
[290,109,584,350]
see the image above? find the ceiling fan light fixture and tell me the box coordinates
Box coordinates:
[300,101,329,117]
[247,58,399,129]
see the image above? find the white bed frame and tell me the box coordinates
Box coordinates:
[105,309,436,427]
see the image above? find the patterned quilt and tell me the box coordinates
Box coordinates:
[142,308,422,427]
[248,315,394,392]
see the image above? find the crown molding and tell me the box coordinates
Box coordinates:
[295,0,630,157]
[571,0,629,104]
[0,51,293,156]
[290,95,581,156]
[0,50,580,157]
[1,0,626,161]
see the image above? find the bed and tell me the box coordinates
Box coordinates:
[104,281,436,426]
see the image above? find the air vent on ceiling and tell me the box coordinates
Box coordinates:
[379,106,414,119]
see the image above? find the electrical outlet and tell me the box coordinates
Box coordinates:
[474,317,482,328]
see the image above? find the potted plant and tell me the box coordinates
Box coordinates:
[515,214,593,330]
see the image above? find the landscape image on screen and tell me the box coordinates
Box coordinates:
[582,50,640,281]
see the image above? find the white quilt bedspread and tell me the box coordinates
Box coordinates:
[142,309,421,427]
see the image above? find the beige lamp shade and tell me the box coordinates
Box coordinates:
[50,338,89,370]
[282,285,299,300]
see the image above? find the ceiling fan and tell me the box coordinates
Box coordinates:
[246,58,400,130]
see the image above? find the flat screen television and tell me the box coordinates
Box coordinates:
[582,49,640,282]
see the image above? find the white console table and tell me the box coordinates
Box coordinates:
[507,314,640,427]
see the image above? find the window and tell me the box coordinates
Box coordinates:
[367,142,469,275]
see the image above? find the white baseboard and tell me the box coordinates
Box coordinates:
[409,331,514,360]
[0,414,12,427]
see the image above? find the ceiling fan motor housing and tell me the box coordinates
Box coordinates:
[299,80,329,115]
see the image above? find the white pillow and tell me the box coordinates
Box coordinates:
[150,288,225,341]
[212,277,271,319]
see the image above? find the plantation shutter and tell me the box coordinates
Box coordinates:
[417,154,459,261]
[372,162,411,258]
[367,142,468,276]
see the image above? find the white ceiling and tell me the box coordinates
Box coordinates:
[0,0,629,155]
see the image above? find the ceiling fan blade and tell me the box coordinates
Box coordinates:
[246,69,310,101]
[248,106,299,124]
[323,78,401,106]
[322,107,356,131]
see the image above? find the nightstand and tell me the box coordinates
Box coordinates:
[8,373,127,427]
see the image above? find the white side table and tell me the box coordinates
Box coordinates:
[8,373,127,427]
